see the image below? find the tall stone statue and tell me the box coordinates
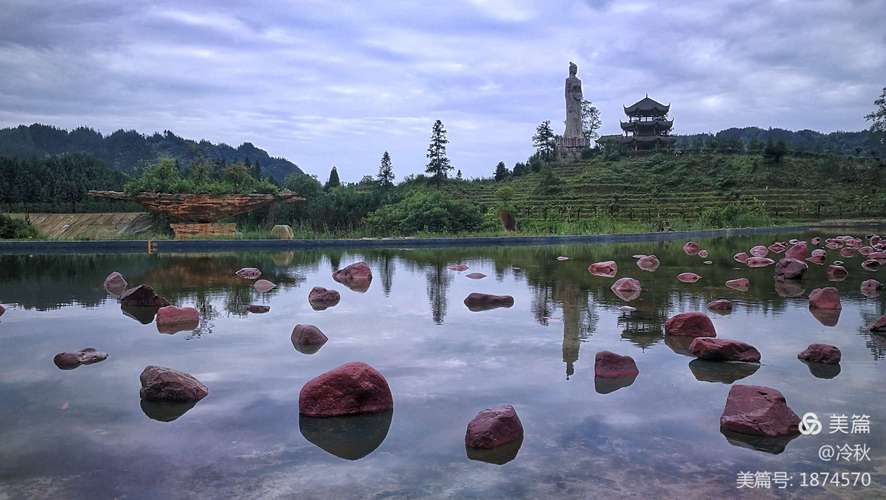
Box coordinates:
[564,62,584,140]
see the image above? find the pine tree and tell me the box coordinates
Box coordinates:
[494,161,509,181]
[377,151,395,187]
[533,120,556,160]
[426,120,452,184]
[325,165,340,189]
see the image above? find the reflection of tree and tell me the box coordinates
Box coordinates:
[425,261,452,325]
[380,254,395,297]
[860,310,886,360]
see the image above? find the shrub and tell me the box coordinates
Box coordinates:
[0,214,38,239]
[125,157,278,195]
[696,199,772,228]
[366,192,483,235]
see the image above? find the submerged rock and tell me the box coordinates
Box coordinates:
[746,257,775,268]
[291,324,329,354]
[677,272,702,283]
[466,272,486,280]
[120,285,170,308]
[139,366,208,403]
[465,405,524,450]
[588,260,618,278]
[103,272,128,296]
[299,362,393,417]
[300,409,393,461]
[725,278,750,291]
[697,249,709,258]
[466,435,523,465]
[309,287,340,311]
[246,304,270,313]
[53,348,108,370]
[798,344,841,365]
[156,306,199,334]
[689,338,761,362]
[594,351,639,379]
[720,385,801,439]
[774,258,807,281]
[733,252,750,264]
[636,255,660,272]
[707,299,733,313]
[253,279,277,292]
[721,429,799,455]
[333,262,373,292]
[140,399,197,422]
[808,287,842,310]
[665,312,716,338]
[689,359,759,384]
[610,277,642,302]
[447,263,469,272]
[235,267,262,280]
[682,241,700,255]
[809,307,841,327]
[464,293,514,311]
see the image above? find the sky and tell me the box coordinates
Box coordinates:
[0,0,884,181]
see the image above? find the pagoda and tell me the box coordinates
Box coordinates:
[602,95,675,152]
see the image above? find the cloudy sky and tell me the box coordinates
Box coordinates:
[1,0,884,181]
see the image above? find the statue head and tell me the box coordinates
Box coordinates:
[569,62,577,77]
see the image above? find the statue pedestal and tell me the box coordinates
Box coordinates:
[170,223,237,240]
[556,135,588,159]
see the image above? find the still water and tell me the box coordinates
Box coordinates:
[0,230,884,499]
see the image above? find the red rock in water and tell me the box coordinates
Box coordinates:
[156,306,200,334]
[610,277,642,302]
[774,258,808,281]
[665,312,717,337]
[869,315,886,333]
[235,267,261,280]
[588,260,618,278]
[308,287,340,311]
[689,338,761,362]
[720,385,800,438]
[749,245,769,258]
[859,246,874,256]
[464,293,514,311]
[291,324,328,354]
[333,262,373,292]
[246,304,270,313]
[806,250,826,265]
[785,242,808,260]
[746,257,775,268]
[683,241,700,255]
[826,265,848,281]
[808,287,842,310]
[798,344,841,365]
[636,255,660,272]
[0,304,5,317]
[861,259,881,272]
[839,247,856,258]
[139,366,208,402]
[861,279,882,298]
[253,279,277,292]
[466,272,486,279]
[594,351,639,378]
[465,404,523,449]
[707,299,734,312]
[811,237,821,246]
[870,252,886,263]
[299,362,393,417]
[726,278,750,291]
[826,241,842,250]
[677,272,702,283]
[120,285,171,308]
[53,348,108,370]
[733,252,750,264]
[697,249,709,258]
[447,264,469,272]
[871,235,882,246]
[768,242,786,254]
[103,272,128,296]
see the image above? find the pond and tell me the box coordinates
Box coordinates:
[0,229,884,499]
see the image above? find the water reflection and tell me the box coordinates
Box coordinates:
[140,400,198,422]
[299,410,393,460]
[465,436,523,465]
[688,359,759,384]
[720,429,801,455]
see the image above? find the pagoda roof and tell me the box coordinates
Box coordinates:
[624,95,670,115]
[621,119,673,131]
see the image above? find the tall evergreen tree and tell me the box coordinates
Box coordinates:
[425,120,452,184]
[494,161,509,181]
[377,151,395,187]
[533,120,556,160]
[325,165,341,189]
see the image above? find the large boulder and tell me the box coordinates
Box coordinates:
[333,262,373,292]
[588,261,617,278]
[798,344,841,365]
[156,306,199,334]
[774,258,807,281]
[720,385,800,438]
[785,242,808,260]
[594,351,639,378]
[808,287,841,310]
[291,324,329,354]
[270,224,294,240]
[299,362,393,417]
[689,338,761,362]
[309,287,341,310]
[103,272,128,296]
[120,285,170,308]
[665,312,716,337]
[464,293,514,311]
[139,366,208,402]
[53,348,108,370]
[610,277,642,302]
[464,405,523,450]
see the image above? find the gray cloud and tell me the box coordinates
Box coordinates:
[0,0,883,181]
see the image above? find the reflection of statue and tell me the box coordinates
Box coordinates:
[564,62,583,140]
